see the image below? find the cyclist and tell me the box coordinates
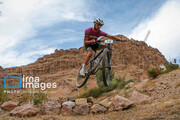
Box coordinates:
[79,18,126,76]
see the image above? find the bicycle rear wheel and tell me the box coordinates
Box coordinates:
[76,63,91,88]
[102,48,112,86]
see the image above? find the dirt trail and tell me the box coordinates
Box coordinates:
[1,69,179,120]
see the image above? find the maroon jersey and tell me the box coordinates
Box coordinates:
[85,27,107,45]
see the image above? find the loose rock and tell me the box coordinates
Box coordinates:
[41,98,61,115]
[110,95,133,111]
[1,101,18,111]
[73,104,89,115]
[62,101,75,108]
[61,105,72,116]
[75,98,87,105]
[130,91,152,104]
[10,104,39,117]
[90,104,107,114]
[99,98,111,108]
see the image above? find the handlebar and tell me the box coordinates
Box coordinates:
[95,39,123,43]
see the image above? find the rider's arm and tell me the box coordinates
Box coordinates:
[106,34,127,41]
[84,37,95,45]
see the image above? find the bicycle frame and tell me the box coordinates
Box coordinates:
[88,43,112,74]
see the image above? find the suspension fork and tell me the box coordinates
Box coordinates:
[109,49,112,68]
[107,44,112,68]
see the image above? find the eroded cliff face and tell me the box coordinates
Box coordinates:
[0,35,168,97]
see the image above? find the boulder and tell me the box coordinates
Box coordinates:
[41,98,61,115]
[73,104,89,115]
[90,104,107,114]
[130,91,152,104]
[99,98,111,108]
[10,104,39,117]
[75,98,87,105]
[110,95,133,111]
[62,101,75,108]
[87,97,98,104]
[1,101,18,111]
[60,105,72,116]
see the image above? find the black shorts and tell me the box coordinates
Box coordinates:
[85,43,101,52]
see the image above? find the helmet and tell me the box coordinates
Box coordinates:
[94,18,104,25]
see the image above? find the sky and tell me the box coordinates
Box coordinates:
[0,0,179,68]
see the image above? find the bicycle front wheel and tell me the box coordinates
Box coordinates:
[102,48,112,86]
[76,63,91,88]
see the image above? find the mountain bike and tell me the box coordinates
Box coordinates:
[76,39,123,88]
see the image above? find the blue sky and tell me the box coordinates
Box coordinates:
[0,0,180,68]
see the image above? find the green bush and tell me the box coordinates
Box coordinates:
[147,68,161,79]
[78,88,102,98]
[78,73,136,99]
[0,87,8,103]
[165,63,179,72]
[101,79,118,92]
[147,63,179,79]
[96,69,115,87]
[78,80,119,99]
[78,70,116,98]
[96,69,120,93]
[33,90,47,106]
[116,76,136,89]
[22,90,47,106]
[22,93,29,102]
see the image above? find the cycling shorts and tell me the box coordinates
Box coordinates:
[85,43,102,52]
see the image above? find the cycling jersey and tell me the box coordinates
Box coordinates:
[84,27,107,45]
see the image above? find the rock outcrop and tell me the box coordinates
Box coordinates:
[0,35,169,97]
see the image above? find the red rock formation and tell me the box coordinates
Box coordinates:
[0,35,168,97]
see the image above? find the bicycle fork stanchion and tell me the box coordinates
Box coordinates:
[109,49,112,69]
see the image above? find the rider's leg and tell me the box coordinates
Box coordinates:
[80,48,94,76]
[83,48,94,64]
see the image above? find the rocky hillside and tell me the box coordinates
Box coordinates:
[0,67,179,120]
[0,35,168,97]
